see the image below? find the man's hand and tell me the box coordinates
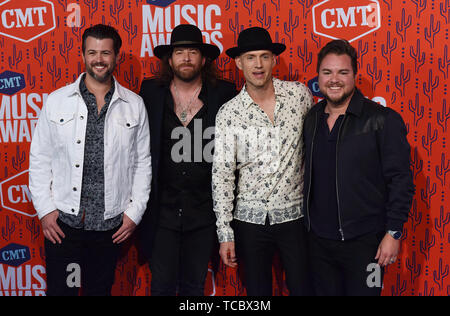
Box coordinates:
[41,210,65,244]
[219,241,237,268]
[375,233,401,267]
[112,214,137,244]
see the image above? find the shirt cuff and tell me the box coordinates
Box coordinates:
[217,227,235,243]
[386,219,405,233]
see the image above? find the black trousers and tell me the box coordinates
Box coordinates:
[308,231,385,296]
[150,225,216,296]
[234,218,312,296]
[44,220,120,296]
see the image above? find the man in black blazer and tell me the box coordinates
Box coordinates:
[138,24,236,296]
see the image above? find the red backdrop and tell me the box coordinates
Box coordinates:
[0,0,448,296]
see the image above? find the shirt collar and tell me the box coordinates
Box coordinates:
[345,88,364,117]
[166,80,208,110]
[79,74,115,99]
[69,73,128,103]
[240,77,287,109]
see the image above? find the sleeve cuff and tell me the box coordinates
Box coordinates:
[217,228,235,243]
[124,206,144,226]
[36,207,57,221]
[386,219,405,233]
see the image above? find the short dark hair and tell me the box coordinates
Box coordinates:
[317,39,358,74]
[82,24,122,55]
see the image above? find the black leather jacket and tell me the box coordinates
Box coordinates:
[303,89,415,240]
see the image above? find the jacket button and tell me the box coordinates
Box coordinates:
[73,187,77,191]
[80,116,84,120]
[71,209,75,213]
[126,123,131,127]
[60,119,64,123]
[75,164,80,168]
[77,140,81,144]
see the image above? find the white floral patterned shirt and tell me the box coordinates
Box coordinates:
[212,78,313,243]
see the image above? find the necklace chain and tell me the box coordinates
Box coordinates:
[172,82,202,123]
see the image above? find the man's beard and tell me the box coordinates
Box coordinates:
[172,63,202,82]
[324,87,355,106]
[86,62,116,83]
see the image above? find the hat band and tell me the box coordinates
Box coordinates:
[171,40,203,46]
[237,43,282,54]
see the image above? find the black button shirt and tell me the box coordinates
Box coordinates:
[309,109,345,240]
[158,85,216,232]
[59,75,123,231]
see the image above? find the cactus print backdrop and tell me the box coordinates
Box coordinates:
[0,0,448,296]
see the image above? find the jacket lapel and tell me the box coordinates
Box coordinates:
[150,85,167,187]
[205,82,220,128]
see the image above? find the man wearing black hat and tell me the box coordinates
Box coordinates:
[138,24,236,296]
[212,27,313,295]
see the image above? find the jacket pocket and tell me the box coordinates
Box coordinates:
[50,113,76,125]
[115,117,139,129]
[49,112,76,146]
[114,117,139,150]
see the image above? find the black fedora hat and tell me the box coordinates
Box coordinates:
[154,24,221,60]
[226,27,286,59]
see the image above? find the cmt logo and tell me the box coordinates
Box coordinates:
[146,0,177,7]
[312,0,381,42]
[308,77,324,98]
[0,243,31,267]
[0,71,25,96]
[0,170,37,218]
[0,0,56,43]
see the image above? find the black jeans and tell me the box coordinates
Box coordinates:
[44,220,120,296]
[234,218,312,296]
[308,231,385,296]
[150,225,216,296]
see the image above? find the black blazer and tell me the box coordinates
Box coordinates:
[138,78,237,261]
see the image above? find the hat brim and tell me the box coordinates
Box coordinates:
[226,43,286,59]
[154,43,221,60]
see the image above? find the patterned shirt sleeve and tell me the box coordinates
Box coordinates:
[212,105,237,243]
[305,84,314,111]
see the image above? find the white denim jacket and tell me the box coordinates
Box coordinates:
[29,74,151,225]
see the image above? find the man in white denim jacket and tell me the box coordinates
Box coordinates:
[29,25,151,296]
